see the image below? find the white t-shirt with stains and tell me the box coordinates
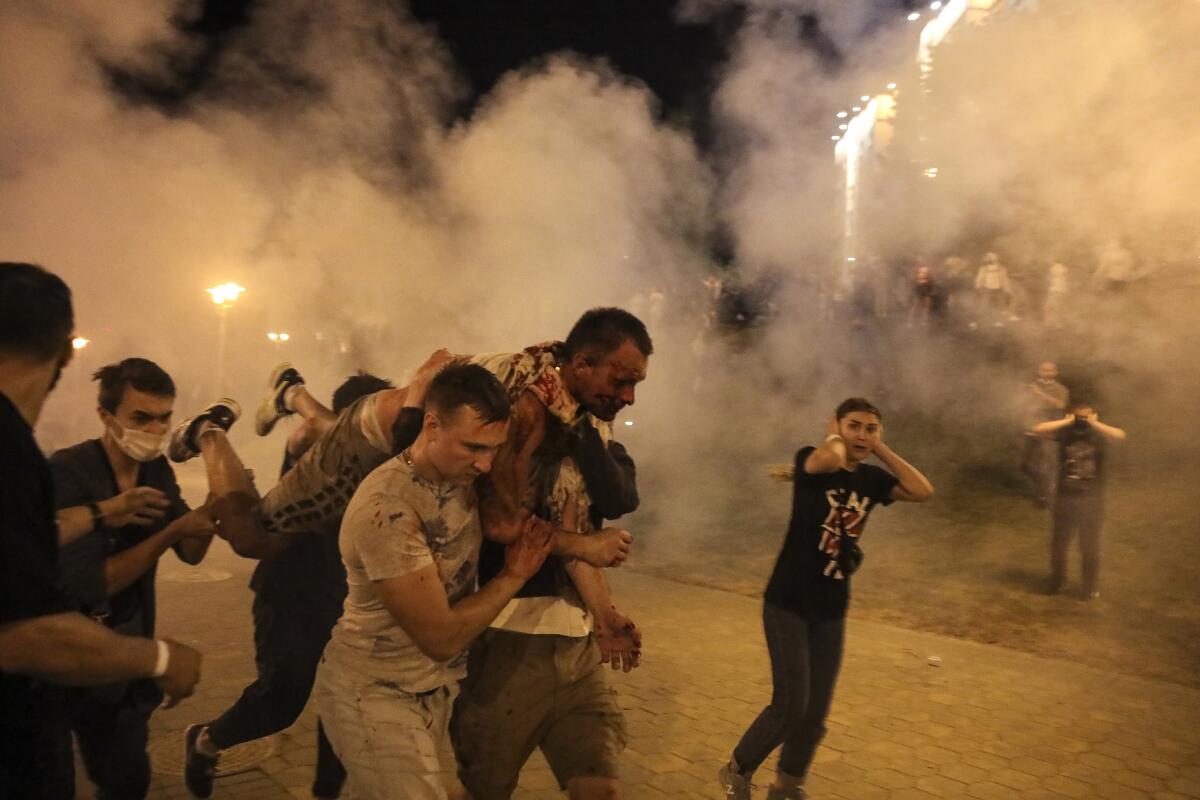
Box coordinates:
[326,453,481,693]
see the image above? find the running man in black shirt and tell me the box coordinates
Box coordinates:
[0,262,202,799]
[720,398,933,800]
[185,371,400,799]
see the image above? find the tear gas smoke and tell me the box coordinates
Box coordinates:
[3,2,1198,644]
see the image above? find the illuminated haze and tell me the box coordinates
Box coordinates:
[2,0,1197,538]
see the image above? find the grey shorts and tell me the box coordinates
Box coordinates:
[313,649,458,800]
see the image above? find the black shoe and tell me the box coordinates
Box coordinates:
[312,776,346,799]
[254,363,305,436]
[168,399,242,462]
[184,724,219,798]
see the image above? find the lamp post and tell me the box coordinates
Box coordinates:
[207,283,245,396]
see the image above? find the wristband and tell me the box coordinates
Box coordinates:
[87,502,104,529]
[825,434,844,443]
[152,639,170,678]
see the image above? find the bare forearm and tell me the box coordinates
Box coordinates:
[0,613,158,685]
[563,559,614,618]
[1032,417,1072,435]
[874,442,934,500]
[56,505,96,546]
[1092,421,1126,440]
[806,438,847,473]
[106,526,180,595]
[424,571,524,660]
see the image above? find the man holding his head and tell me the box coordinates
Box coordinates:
[1033,400,1126,599]
[313,364,554,799]
[0,262,202,799]
[721,399,933,800]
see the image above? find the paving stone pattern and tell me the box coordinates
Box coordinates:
[100,545,1200,799]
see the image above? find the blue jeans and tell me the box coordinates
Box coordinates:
[732,603,845,779]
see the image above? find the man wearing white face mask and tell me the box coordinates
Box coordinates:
[48,357,217,800]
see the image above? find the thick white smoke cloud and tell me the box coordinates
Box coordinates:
[3,0,1197,501]
[1,0,716,454]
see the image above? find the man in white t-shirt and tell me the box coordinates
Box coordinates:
[312,364,553,800]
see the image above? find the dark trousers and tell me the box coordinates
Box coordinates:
[0,712,74,800]
[69,680,160,800]
[733,603,845,779]
[207,588,346,794]
[1051,490,1104,593]
[1020,434,1054,502]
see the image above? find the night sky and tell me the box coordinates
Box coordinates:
[112,0,916,139]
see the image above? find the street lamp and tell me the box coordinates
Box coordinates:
[207,282,245,395]
[72,336,90,350]
[267,331,290,342]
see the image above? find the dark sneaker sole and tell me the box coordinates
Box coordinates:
[183,724,218,799]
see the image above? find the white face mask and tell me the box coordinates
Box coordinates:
[110,420,168,462]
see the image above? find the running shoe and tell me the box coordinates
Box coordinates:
[254,362,305,436]
[183,723,219,798]
[168,398,241,463]
[718,762,752,800]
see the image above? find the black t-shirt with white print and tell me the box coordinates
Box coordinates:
[764,446,899,621]
[1055,423,1106,495]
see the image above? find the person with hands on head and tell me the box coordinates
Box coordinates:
[0,262,202,800]
[313,364,552,800]
[1033,401,1125,599]
[721,398,932,800]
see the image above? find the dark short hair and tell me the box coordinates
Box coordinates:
[0,262,74,362]
[563,307,654,361]
[836,397,882,422]
[427,364,511,425]
[93,358,176,414]
[332,371,394,413]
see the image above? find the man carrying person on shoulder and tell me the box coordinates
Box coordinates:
[313,364,554,799]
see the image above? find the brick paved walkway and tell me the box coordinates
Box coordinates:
[90,543,1200,799]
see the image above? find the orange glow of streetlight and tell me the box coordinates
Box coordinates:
[207,282,246,307]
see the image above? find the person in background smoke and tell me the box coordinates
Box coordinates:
[720,398,933,800]
[184,371,396,800]
[907,264,947,328]
[974,251,1013,324]
[1019,361,1070,507]
[0,262,202,800]
[1044,261,1069,328]
[48,358,216,800]
[1033,401,1126,600]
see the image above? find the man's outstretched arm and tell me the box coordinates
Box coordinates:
[0,613,201,706]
